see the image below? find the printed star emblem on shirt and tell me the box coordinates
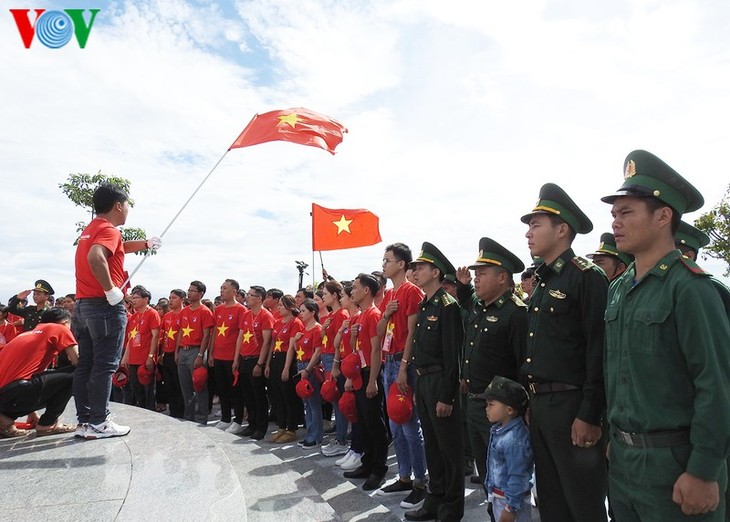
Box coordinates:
[278,113,300,128]
[296,347,305,361]
[182,326,194,338]
[242,330,254,344]
[217,323,229,337]
[166,328,178,340]
[322,334,328,348]
[128,327,138,340]
[274,340,283,352]
[332,215,353,235]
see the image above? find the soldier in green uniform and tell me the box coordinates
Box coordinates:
[454,237,528,490]
[404,242,465,522]
[521,183,609,522]
[7,280,55,331]
[674,220,710,262]
[601,150,730,521]
[586,232,633,281]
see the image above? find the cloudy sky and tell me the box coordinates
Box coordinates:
[2,0,729,303]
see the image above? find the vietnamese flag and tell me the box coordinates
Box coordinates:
[312,203,382,251]
[229,108,347,154]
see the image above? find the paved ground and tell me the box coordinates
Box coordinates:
[0,402,540,521]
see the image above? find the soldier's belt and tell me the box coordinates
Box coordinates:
[615,428,690,448]
[415,365,442,376]
[528,382,580,394]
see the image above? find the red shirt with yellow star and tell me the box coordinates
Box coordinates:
[340,311,360,356]
[213,302,246,361]
[251,307,275,350]
[295,324,323,362]
[179,305,215,347]
[271,316,304,354]
[238,308,259,357]
[354,305,382,367]
[161,310,181,354]
[378,281,424,354]
[322,308,349,356]
[126,306,161,365]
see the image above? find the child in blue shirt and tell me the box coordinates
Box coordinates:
[482,376,533,522]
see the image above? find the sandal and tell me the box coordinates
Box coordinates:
[0,424,30,438]
[35,423,76,437]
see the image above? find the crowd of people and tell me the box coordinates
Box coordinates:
[1,149,729,522]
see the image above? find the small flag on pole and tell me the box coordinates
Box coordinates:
[312,203,382,251]
[229,108,347,154]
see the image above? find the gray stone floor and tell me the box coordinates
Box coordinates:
[0,402,540,521]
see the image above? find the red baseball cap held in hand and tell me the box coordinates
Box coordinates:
[321,377,341,404]
[192,366,208,392]
[341,353,363,391]
[112,366,129,388]
[296,378,314,399]
[386,382,413,425]
[137,364,154,386]
[338,390,358,422]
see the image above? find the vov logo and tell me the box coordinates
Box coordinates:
[10,9,100,49]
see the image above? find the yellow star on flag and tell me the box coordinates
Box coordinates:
[296,347,305,361]
[242,330,254,344]
[332,215,353,235]
[166,328,178,340]
[322,334,328,348]
[274,340,283,352]
[278,113,300,128]
[128,327,138,340]
[217,323,229,337]
[182,326,194,338]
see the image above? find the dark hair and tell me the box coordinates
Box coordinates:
[237,288,246,297]
[190,280,206,295]
[385,242,413,266]
[157,298,170,307]
[65,293,76,301]
[280,295,300,316]
[131,285,151,301]
[0,305,8,318]
[40,307,72,324]
[370,271,386,290]
[250,285,266,299]
[315,289,324,299]
[521,268,535,280]
[92,182,129,214]
[324,280,344,302]
[342,281,354,298]
[170,289,186,299]
[644,197,681,235]
[201,299,214,312]
[356,273,380,296]
[297,287,314,299]
[300,298,320,323]
[266,288,283,300]
[224,279,240,291]
[547,214,577,242]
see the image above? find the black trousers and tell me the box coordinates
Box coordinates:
[0,369,74,426]
[238,356,269,433]
[269,353,300,431]
[354,368,388,478]
[124,364,155,410]
[213,359,243,423]
[162,353,184,418]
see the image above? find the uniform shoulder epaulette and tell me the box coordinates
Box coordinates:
[510,293,528,308]
[440,292,458,307]
[678,255,709,276]
[571,255,594,271]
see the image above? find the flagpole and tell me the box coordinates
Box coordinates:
[312,250,316,287]
[319,251,325,282]
[121,149,231,289]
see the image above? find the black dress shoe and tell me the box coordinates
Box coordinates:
[241,426,254,437]
[362,474,385,491]
[250,430,265,440]
[343,466,370,479]
[404,507,437,521]
[470,475,483,485]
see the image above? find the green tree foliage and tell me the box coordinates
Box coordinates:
[695,184,730,275]
[59,172,154,256]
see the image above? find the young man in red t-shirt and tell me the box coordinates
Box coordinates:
[161,289,186,418]
[121,286,161,410]
[210,279,247,433]
[343,273,388,492]
[72,183,160,440]
[176,280,215,424]
[0,308,78,438]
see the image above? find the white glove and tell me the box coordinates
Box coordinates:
[105,287,125,306]
[146,236,162,250]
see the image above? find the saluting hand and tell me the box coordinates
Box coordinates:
[17,289,32,300]
[673,472,720,515]
[456,267,472,285]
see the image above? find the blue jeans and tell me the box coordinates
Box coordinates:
[72,298,127,425]
[298,360,322,443]
[320,353,348,443]
[383,358,427,482]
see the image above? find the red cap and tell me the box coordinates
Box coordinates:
[321,378,341,404]
[386,382,413,425]
[338,390,358,423]
[296,378,314,399]
[112,366,129,388]
[232,369,239,387]
[137,364,154,386]
[192,366,208,392]
[341,353,363,391]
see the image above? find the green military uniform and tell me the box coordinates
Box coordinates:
[410,243,465,522]
[7,280,54,331]
[521,183,609,522]
[602,150,730,521]
[457,237,528,484]
[587,232,634,267]
[675,220,710,258]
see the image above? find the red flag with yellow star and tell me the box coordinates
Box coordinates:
[312,203,382,251]
[229,108,347,154]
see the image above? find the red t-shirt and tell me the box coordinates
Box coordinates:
[355,305,382,368]
[295,324,323,362]
[378,281,424,354]
[322,308,349,355]
[75,217,126,298]
[161,310,182,353]
[213,302,246,361]
[0,323,19,351]
[271,316,304,354]
[238,308,259,356]
[179,305,215,347]
[0,323,77,388]
[251,307,275,351]
[340,311,360,356]
[125,306,161,365]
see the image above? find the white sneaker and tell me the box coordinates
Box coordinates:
[340,451,363,471]
[84,419,130,439]
[74,423,87,438]
[226,422,245,435]
[322,440,349,457]
[215,421,232,430]
[335,449,353,466]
